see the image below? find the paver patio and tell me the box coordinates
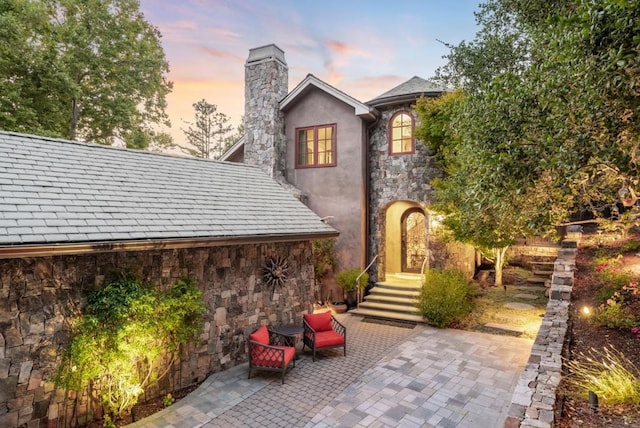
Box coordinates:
[129,313,533,428]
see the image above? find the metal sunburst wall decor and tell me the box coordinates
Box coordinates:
[263,256,289,295]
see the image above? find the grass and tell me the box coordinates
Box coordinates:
[565,347,640,406]
[456,283,547,339]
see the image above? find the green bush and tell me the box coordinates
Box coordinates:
[55,276,205,419]
[417,269,473,328]
[621,240,640,253]
[592,301,638,329]
[312,239,336,283]
[595,270,634,302]
[336,268,368,292]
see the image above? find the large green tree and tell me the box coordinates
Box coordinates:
[0,0,173,149]
[419,0,640,285]
[179,99,233,159]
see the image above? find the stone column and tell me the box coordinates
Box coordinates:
[244,44,288,180]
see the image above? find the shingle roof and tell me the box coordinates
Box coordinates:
[0,131,337,247]
[367,76,446,107]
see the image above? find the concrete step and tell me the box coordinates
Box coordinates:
[350,308,426,323]
[532,261,555,268]
[526,277,548,284]
[513,285,548,292]
[358,301,419,314]
[374,282,422,291]
[532,269,553,276]
[364,294,418,305]
[368,286,420,298]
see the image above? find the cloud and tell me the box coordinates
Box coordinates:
[199,46,245,63]
[325,40,371,58]
[319,40,374,87]
[344,75,406,102]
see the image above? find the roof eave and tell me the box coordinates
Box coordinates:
[367,91,443,108]
[0,231,340,259]
[219,135,245,161]
[281,75,375,119]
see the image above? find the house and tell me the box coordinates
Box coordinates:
[0,131,337,427]
[222,44,477,314]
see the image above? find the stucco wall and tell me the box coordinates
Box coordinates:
[284,88,366,271]
[0,241,313,427]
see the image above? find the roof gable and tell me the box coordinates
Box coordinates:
[0,131,336,251]
[367,76,446,107]
[280,74,376,120]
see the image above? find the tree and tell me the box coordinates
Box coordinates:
[224,119,244,150]
[420,0,640,285]
[0,0,173,149]
[179,99,234,159]
[417,89,560,286]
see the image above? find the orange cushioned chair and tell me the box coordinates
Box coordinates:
[247,325,296,384]
[302,311,346,362]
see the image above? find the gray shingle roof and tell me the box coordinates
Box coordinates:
[0,131,337,246]
[367,76,446,107]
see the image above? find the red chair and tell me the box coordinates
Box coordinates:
[302,312,346,362]
[247,325,296,384]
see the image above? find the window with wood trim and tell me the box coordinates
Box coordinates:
[296,124,337,168]
[389,112,414,155]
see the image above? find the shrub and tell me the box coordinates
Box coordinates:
[55,276,205,419]
[595,269,634,302]
[566,347,640,406]
[336,268,368,292]
[312,239,336,284]
[592,300,638,329]
[621,240,640,253]
[592,252,622,270]
[416,269,473,328]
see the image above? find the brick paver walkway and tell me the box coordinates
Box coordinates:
[130,314,532,428]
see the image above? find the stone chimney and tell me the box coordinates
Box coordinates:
[244,44,288,179]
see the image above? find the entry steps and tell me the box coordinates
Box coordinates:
[350,273,425,323]
[526,259,555,286]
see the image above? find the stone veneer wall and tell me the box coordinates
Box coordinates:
[508,244,560,265]
[244,45,288,180]
[0,241,313,428]
[504,225,582,428]
[368,104,442,281]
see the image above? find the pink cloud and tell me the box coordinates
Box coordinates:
[199,47,245,63]
[325,40,371,58]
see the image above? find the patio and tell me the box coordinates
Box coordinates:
[129,313,533,428]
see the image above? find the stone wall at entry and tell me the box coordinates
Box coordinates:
[0,241,313,427]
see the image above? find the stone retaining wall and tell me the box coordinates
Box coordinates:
[504,226,582,428]
[508,243,560,266]
[0,241,313,427]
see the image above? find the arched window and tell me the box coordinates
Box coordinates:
[388,111,414,155]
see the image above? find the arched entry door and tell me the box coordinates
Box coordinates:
[401,208,426,272]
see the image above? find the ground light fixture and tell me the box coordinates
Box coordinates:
[589,390,599,413]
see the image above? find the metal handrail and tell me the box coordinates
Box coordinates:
[356,255,378,308]
[420,255,429,285]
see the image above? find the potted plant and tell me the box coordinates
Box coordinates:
[336,268,368,309]
[321,291,346,313]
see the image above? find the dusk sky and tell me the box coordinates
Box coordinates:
[138,0,481,144]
